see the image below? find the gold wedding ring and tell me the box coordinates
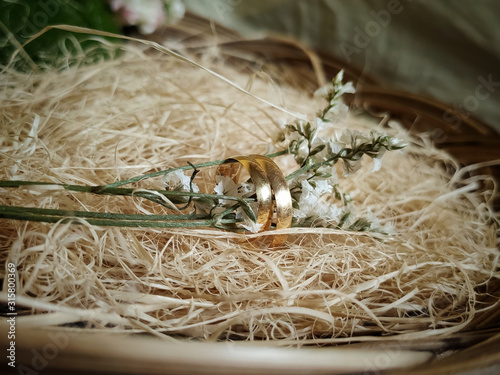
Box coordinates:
[216,155,292,247]
[250,155,293,247]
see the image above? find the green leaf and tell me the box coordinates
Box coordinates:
[333,185,342,201]
[314,171,332,178]
[338,211,351,227]
[240,200,257,223]
[349,218,372,232]
[309,144,325,156]
[304,122,312,139]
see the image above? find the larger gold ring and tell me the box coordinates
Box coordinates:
[250,155,293,247]
[216,155,292,248]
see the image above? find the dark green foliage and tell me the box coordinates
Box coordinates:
[0,0,120,69]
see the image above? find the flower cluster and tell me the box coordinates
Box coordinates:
[279,70,405,231]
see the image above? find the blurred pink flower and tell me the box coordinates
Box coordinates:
[110,0,166,34]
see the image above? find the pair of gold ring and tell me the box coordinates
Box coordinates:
[216,155,293,247]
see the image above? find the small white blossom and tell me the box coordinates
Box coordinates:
[313,117,327,134]
[241,221,263,233]
[372,157,383,172]
[372,148,386,172]
[313,84,331,98]
[214,176,236,195]
[165,0,185,23]
[337,81,356,96]
[313,180,333,195]
[340,129,370,147]
[314,72,355,99]
[237,181,255,196]
[295,140,309,164]
[214,176,255,199]
[163,170,199,192]
[329,138,345,155]
[294,179,343,223]
[342,159,363,177]
[294,195,343,223]
[321,204,343,222]
[213,180,224,196]
[325,102,349,121]
[236,206,263,233]
[363,209,395,235]
[390,137,407,148]
[214,175,238,206]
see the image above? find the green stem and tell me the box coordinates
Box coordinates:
[0,205,241,228]
[101,159,229,189]
[0,180,258,221]
[0,205,210,221]
[285,164,310,181]
[0,181,254,203]
[100,150,290,189]
[0,151,291,228]
[285,143,374,181]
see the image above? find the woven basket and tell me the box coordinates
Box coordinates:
[5,13,500,375]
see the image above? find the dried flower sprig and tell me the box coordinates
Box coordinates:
[315,70,356,121]
[0,71,404,239]
[281,70,405,232]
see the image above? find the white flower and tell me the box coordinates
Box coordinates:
[321,204,343,222]
[237,181,255,196]
[164,0,185,23]
[337,81,356,96]
[299,180,321,205]
[312,118,341,149]
[241,221,263,233]
[162,170,199,192]
[313,84,331,98]
[294,195,343,223]
[294,179,342,223]
[329,138,345,155]
[342,159,362,177]
[371,148,386,172]
[214,175,256,207]
[236,206,263,233]
[390,137,407,148]
[363,209,395,235]
[214,175,238,197]
[296,141,309,163]
[214,177,260,232]
[324,102,349,121]
[313,179,333,195]
[314,117,328,133]
[314,71,355,98]
[214,176,235,207]
[340,129,370,147]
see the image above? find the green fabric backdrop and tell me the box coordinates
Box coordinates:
[184,0,500,133]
